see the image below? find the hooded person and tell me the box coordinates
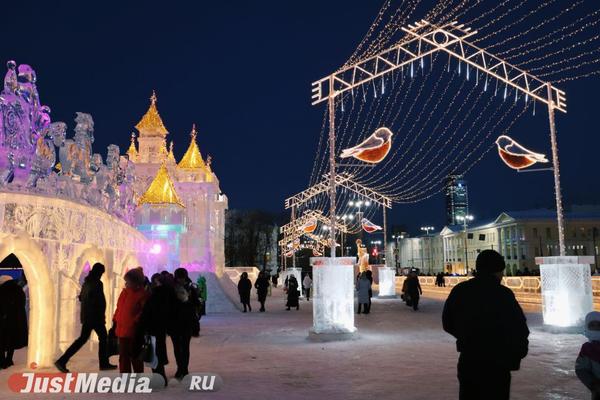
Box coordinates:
[113,267,149,373]
[171,267,200,380]
[237,272,252,312]
[55,264,116,373]
[442,249,529,400]
[0,275,28,369]
[285,275,300,311]
[576,311,600,399]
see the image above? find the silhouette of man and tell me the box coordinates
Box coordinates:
[55,263,116,372]
[442,250,529,400]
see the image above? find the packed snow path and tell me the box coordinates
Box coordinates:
[0,286,588,399]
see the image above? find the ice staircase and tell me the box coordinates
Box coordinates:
[190,271,241,313]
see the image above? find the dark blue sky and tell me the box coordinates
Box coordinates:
[3,1,600,234]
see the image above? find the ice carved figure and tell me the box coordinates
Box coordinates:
[0,61,49,185]
[27,121,67,187]
[59,112,94,182]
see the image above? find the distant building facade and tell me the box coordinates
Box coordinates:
[393,210,600,276]
[445,175,468,225]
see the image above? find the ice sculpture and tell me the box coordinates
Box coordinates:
[310,257,356,335]
[377,266,396,298]
[536,256,594,329]
[0,61,52,185]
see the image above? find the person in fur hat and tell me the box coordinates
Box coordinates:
[576,311,600,400]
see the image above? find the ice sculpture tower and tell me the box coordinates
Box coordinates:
[130,92,228,275]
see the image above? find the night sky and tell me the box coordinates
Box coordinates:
[3,1,600,234]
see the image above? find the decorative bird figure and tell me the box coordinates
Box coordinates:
[298,217,318,234]
[361,218,383,233]
[340,127,393,164]
[495,135,549,170]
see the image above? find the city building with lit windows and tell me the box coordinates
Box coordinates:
[393,209,600,276]
[445,174,469,226]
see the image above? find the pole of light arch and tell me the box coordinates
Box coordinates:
[546,83,566,257]
[328,75,337,258]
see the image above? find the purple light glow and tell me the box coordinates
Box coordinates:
[150,243,162,254]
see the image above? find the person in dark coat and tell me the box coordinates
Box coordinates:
[286,275,300,311]
[405,271,422,311]
[254,271,270,312]
[238,272,252,312]
[0,276,28,369]
[356,272,371,314]
[171,267,200,380]
[141,273,176,386]
[442,250,529,400]
[365,270,373,308]
[55,264,116,373]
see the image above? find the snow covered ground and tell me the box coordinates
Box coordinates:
[0,286,590,399]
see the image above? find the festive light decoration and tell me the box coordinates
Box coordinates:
[137,162,185,207]
[340,127,393,163]
[495,135,548,170]
[299,216,318,233]
[361,217,383,233]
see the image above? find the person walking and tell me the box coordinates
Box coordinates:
[356,272,371,314]
[442,250,529,400]
[254,271,270,312]
[238,272,252,312]
[0,275,28,369]
[113,267,148,373]
[405,270,423,311]
[302,274,312,301]
[55,264,115,373]
[141,273,176,386]
[171,267,199,380]
[286,275,300,311]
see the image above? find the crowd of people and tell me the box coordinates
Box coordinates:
[53,264,204,385]
[6,254,600,399]
[237,271,308,312]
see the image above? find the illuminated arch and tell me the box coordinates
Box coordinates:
[0,232,54,367]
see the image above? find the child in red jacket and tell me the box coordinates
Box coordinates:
[113,267,148,373]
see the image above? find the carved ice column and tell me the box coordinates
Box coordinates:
[536,256,594,331]
[310,257,357,337]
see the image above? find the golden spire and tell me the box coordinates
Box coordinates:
[168,141,176,163]
[177,124,207,170]
[205,154,213,182]
[138,162,185,207]
[135,90,169,137]
[127,132,138,160]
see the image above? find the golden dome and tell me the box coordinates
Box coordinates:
[135,91,169,137]
[177,124,207,170]
[138,163,184,208]
[127,133,138,161]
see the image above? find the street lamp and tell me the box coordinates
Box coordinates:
[456,215,474,274]
[420,226,435,274]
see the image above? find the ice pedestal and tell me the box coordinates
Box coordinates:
[535,256,594,330]
[310,257,357,335]
[377,266,397,298]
